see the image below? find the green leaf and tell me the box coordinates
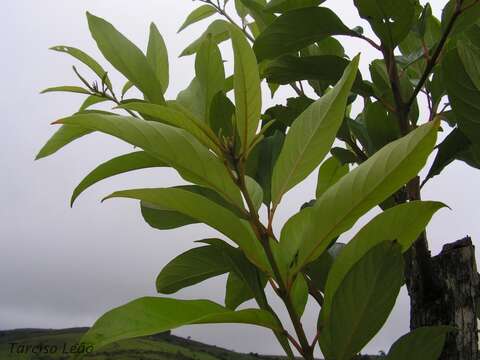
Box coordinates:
[304,243,345,292]
[50,45,112,90]
[203,238,269,310]
[442,0,480,36]
[290,274,308,317]
[56,114,242,207]
[225,272,255,309]
[279,120,439,277]
[265,0,325,13]
[147,23,169,94]
[36,125,93,160]
[79,95,108,111]
[180,20,231,57]
[253,7,354,61]
[156,244,231,294]
[141,202,196,230]
[458,40,480,92]
[316,157,349,198]
[227,22,262,152]
[247,131,285,205]
[245,176,264,212]
[121,81,135,98]
[86,12,165,105]
[263,55,368,96]
[81,297,280,352]
[118,101,221,153]
[271,55,359,205]
[238,0,276,32]
[424,128,476,184]
[330,147,358,165]
[353,0,416,47]
[103,188,269,272]
[386,326,453,360]
[178,4,217,33]
[322,201,445,325]
[364,101,401,152]
[194,35,226,122]
[41,86,91,95]
[209,92,235,137]
[320,241,404,360]
[140,185,248,231]
[443,47,480,144]
[71,151,164,206]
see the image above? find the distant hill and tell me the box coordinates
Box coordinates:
[0,328,380,359]
[0,327,290,360]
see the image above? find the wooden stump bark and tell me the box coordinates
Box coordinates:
[406,237,479,359]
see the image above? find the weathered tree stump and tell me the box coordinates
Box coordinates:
[407,237,479,359]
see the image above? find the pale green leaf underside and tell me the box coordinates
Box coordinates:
[57,114,242,207]
[81,297,280,352]
[280,120,439,278]
[272,55,359,205]
[323,201,446,322]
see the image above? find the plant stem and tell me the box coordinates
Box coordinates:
[406,1,465,109]
[235,160,314,360]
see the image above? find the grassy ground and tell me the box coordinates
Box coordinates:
[0,328,287,360]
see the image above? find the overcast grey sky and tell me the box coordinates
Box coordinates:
[2,0,478,357]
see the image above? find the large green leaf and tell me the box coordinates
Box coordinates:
[322,201,445,323]
[227,22,262,152]
[147,23,169,94]
[386,326,452,360]
[194,35,226,122]
[443,47,480,144]
[56,114,242,207]
[103,188,269,272]
[263,55,368,95]
[271,55,359,205]
[36,125,93,160]
[253,7,354,61]
[424,127,479,184]
[50,45,112,90]
[178,4,217,33]
[71,151,165,205]
[156,244,231,294]
[265,0,325,13]
[279,120,438,277]
[81,297,280,351]
[320,241,404,360]
[118,101,221,153]
[86,13,165,105]
[316,157,349,198]
[353,0,416,47]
